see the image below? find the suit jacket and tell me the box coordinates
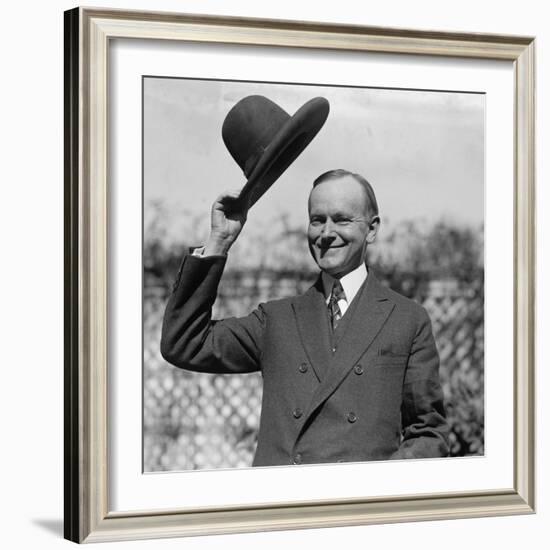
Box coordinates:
[161,254,449,466]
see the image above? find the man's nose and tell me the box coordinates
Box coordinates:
[319,221,335,242]
[320,219,334,237]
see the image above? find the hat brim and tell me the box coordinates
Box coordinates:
[237,97,330,209]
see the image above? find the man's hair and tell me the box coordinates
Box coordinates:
[312,169,379,218]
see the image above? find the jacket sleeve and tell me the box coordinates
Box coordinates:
[391,306,450,459]
[160,254,265,374]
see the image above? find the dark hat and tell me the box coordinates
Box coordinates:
[222,95,330,208]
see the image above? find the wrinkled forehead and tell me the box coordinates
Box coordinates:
[308,176,372,216]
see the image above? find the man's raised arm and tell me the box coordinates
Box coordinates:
[160,191,265,374]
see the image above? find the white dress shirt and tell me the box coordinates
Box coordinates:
[321,263,368,317]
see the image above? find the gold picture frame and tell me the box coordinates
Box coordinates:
[64,7,535,543]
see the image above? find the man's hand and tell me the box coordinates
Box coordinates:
[204,190,249,256]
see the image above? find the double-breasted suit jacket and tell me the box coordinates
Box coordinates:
[161,254,449,466]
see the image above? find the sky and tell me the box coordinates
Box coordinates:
[143,77,484,243]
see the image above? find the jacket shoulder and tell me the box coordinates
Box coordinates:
[260,294,299,313]
[379,282,428,319]
[258,283,320,314]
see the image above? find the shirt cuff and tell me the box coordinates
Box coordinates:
[191,246,206,257]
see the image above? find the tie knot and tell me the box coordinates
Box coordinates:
[330,280,346,303]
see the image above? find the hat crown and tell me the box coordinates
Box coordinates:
[222,95,292,177]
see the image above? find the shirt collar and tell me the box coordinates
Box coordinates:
[321,263,368,304]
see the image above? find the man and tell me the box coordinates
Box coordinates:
[161,168,449,466]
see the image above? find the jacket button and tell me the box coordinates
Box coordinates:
[299,362,308,373]
[354,364,364,375]
[293,453,302,465]
[347,412,357,423]
[293,408,303,419]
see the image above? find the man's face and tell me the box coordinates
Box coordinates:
[307,175,379,278]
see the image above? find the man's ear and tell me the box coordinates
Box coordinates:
[366,216,380,244]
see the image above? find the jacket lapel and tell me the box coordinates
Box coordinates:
[298,273,395,433]
[292,278,332,382]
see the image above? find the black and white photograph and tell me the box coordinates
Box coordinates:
[143,77,485,472]
[3,0,544,546]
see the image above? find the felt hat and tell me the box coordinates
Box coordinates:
[222,95,330,208]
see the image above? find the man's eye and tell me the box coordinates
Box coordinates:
[335,219,350,225]
[309,219,322,226]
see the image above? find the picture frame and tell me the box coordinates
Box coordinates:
[64,6,535,543]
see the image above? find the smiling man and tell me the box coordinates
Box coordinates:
[161,168,449,467]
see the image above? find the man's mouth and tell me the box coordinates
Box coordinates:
[317,243,345,256]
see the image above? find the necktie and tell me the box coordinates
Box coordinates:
[328,280,346,330]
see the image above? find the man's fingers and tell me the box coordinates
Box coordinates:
[215,189,242,204]
[213,189,250,220]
